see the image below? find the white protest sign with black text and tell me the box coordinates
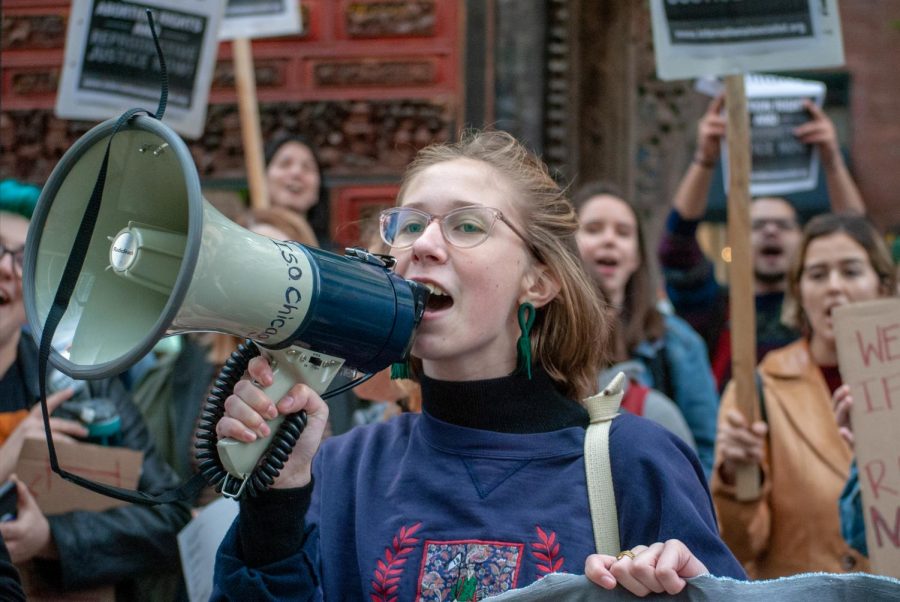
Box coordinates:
[219,0,302,41]
[56,0,225,139]
[720,74,826,197]
[834,298,900,580]
[650,0,845,81]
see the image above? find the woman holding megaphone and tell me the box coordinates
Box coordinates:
[212,131,745,598]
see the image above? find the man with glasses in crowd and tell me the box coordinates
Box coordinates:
[658,95,866,391]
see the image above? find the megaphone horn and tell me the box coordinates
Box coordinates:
[23,116,429,499]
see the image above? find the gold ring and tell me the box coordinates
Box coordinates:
[615,550,636,561]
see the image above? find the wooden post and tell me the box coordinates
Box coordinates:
[724,74,761,501]
[232,37,269,209]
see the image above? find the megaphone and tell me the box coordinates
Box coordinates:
[23,115,428,498]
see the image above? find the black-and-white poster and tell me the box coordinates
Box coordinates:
[218,0,302,41]
[722,74,826,196]
[56,0,225,139]
[650,0,844,81]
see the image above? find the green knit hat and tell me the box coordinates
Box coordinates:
[0,178,41,219]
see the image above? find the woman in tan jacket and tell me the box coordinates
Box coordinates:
[711,213,897,578]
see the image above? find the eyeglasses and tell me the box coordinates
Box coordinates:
[0,242,25,271]
[379,206,534,253]
[751,218,799,232]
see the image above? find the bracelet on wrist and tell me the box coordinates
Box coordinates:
[693,154,716,169]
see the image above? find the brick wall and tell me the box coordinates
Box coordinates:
[0,0,462,246]
[840,1,900,229]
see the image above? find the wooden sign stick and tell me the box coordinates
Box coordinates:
[232,37,269,209]
[725,74,761,501]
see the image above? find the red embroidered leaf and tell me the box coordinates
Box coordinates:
[387,567,403,576]
[552,543,560,556]
[370,594,380,602]
[533,552,551,563]
[547,531,556,547]
[387,597,397,602]
[406,522,422,537]
[377,559,388,572]
[385,548,394,563]
[398,547,414,556]
[392,559,408,568]
[386,586,398,595]
[384,577,400,586]
[537,565,551,574]
[536,526,549,544]
[552,558,564,572]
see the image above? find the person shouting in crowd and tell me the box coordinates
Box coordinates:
[212,130,744,599]
[659,95,866,391]
[712,213,896,578]
[0,199,191,600]
[574,182,718,476]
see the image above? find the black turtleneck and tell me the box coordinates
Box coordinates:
[419,365,588,434]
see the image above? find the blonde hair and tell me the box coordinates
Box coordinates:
[397,130,610,400]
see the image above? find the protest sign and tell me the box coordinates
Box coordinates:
[55,0,225,139]
[650,0,845,81]
[14,436,142,515]
[834,298,900,579]
[178,496,239,602]
[720,74,826,197]
[219,0,303,41]
[13,436,143,601]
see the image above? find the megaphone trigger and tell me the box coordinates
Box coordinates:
[211,346,345,498]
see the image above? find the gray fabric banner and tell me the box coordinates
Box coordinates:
[487,572,900,601]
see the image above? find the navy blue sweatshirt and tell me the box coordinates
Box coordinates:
[213,367,744,600]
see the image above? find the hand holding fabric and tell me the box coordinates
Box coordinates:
[584,540,709,596]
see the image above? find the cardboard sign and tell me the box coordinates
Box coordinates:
[55,0,225,139]
[720,74,826,197]
[650,0,845,80]
[219,0,303,41]
[13,436,143,601]
[834,298,900,579]
[14,436,142,515]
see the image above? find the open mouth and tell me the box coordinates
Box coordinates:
[759,245,783,259]
[422,282,454,312]
[0,289,10,306]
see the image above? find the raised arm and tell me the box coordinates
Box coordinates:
[793,101,865,215]
[673,95,726,220]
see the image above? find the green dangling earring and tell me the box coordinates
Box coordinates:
[516,301,536,379]
[390,360,411,380]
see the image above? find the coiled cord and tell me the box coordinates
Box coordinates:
[193,340,375,499]
[194,340,308,498]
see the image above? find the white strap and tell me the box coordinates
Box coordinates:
[583,371,625,556]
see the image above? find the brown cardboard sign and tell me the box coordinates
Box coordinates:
[834,298,900,579]
[12,436,144,601]
[14,436,142,515]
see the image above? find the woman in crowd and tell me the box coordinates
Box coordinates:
[712,212,896,578]
[574,182,719,476]
[211,130,743,599]
[264,133,331,248]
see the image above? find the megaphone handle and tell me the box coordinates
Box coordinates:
[215,347,344,492]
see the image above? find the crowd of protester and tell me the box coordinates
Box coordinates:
[0,87,898,599]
